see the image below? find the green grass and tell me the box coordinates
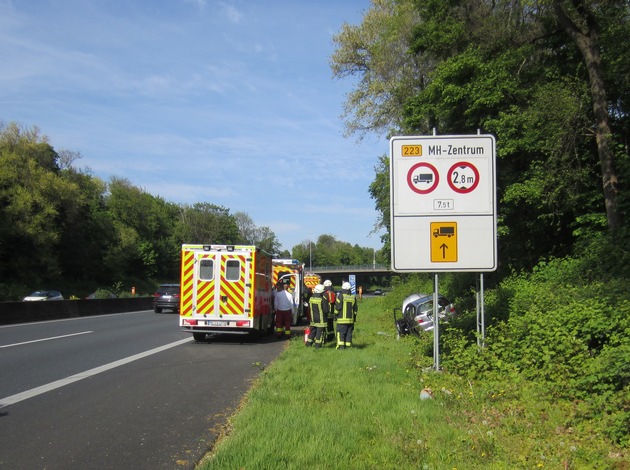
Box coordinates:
[197,297,628,469]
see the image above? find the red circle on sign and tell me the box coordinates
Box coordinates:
[447,162,480,193]
[407,163,439,194]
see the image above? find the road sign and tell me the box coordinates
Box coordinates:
[407,162,439,194]
[349,274,356,294]
[430,222,457,262]
[390,134,497,272]
[447,162,480,193]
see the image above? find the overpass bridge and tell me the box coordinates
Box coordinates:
[307,264,391,275]
[305,264,392,288]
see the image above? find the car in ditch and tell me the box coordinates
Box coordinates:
[395,293,456,336]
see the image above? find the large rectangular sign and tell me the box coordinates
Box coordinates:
[390,134,497,272]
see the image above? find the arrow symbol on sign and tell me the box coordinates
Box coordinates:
[440,243,448,258]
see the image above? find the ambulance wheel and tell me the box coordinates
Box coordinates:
[192,332,207,342]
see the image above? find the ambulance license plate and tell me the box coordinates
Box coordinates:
[209,321,226,326]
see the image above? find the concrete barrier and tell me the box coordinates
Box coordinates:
[0,297,154,325]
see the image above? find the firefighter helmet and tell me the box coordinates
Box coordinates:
[313,284,325,294]
[323,280,332,287]
[342,282,351,290]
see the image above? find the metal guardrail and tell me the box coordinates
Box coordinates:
[0,297,154,325]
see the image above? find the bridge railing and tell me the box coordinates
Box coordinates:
[306,264,390,273]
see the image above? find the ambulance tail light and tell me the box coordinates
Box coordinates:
[183,319,198,326]
[236,320,250,328]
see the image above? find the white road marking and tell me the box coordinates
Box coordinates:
[0,337,192,407]
[0,331,93,348]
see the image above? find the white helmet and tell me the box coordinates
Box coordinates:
[313,284,325,294]
[323,280,332,287]
[342,282,351,290]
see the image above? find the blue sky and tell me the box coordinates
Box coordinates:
[0,0,385,252]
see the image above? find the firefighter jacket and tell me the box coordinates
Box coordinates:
[335,290,357,324]
[309,294,329,327]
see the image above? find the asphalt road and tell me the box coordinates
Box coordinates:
[0,310,287,469]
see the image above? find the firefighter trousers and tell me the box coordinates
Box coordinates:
[336,323,354,349]
[306,325,326,348]
[326,316,335,340]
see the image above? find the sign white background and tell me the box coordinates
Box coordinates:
[390,134,497,272]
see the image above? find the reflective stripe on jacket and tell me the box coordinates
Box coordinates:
[336,292,356,324]
[309,295,328,326]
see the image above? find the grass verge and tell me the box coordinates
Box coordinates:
[196,297,628,469]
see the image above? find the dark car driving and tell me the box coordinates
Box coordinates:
[153,283,180,313]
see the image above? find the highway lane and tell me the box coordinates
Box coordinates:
[0,311,287,469]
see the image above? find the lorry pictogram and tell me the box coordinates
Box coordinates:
[433,226,455,237]
[413,173,433,184]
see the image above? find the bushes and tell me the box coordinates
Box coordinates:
[439,255,630,447]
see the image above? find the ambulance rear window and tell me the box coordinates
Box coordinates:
[199,259,214,280]
[226,260,241,281]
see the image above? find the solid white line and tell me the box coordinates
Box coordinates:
[0,331,93,348]
[0,337,192,407]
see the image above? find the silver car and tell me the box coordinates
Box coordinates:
[400,293,456,334]
[23,290,64,301]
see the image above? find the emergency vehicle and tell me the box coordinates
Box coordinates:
[272,258,305,325]
[179,244,274,341]
[303,273,321,290]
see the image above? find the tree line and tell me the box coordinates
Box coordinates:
[0,122,380,300]
[332,0,629,276]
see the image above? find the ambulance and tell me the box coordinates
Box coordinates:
[272,258,305,325]
[179,244,274,341]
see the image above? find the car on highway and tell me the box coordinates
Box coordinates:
[398,293,456,334]
[373,289,383,296]
[153,283,180,313]
[23,290,64,301]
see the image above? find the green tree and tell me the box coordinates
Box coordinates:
[332,0,629,273]
[175,202,239,245]
[551,0,625,234]
[331,0,426,138]
[233,211,282,254]
[57,167,118,284]
[0,123,85,285]
[105,177,179,280]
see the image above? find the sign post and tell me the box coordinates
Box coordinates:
[390,134,497,370]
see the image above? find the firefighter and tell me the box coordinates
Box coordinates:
[272,280,293,339]
[323,279,336,342]
[306,284,329,348]
[335,281,358,349]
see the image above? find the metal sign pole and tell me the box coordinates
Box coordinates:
[433,273,440,370]
[480,273,486,347]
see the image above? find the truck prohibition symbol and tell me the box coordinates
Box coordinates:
[433,226,454,238]
[413,173,433,184]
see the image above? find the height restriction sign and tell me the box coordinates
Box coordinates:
[390,134,497,272]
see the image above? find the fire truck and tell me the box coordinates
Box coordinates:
[272,258,305,325]
[179,244,274,341]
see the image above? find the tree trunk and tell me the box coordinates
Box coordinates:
[553,0,621,234]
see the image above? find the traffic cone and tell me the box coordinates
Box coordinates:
[304,327,310,344]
